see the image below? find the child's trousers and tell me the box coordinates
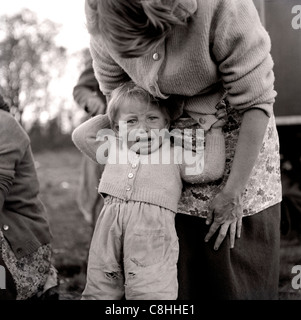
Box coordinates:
[82,196,179,300]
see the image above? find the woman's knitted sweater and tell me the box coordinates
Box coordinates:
[88,0,276,130]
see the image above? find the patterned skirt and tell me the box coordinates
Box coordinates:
[0,230,57,300]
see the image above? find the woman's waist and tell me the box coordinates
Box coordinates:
[171,93,228,130]
[177,114,282,217]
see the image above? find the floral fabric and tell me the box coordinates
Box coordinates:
[171,102,282,218]
[0,230,53,300]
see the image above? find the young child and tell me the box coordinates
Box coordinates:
[72,82,226,300]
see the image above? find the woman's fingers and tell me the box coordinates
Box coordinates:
[215,100,227,110]
[205,190,243,249]
[212,109,227,128]
[237,217,242,238]
[205,218,243,250]
[213,223,230,250]
[204,221,219,242]
[216,109,227,118]
[230,221,236,248]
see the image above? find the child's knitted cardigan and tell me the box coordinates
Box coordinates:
[72,114,225,213]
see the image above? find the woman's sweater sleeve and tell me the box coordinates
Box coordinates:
[90,37,130,96]
[0,114,30,197]
[180,128,225,184]
[211,0,276,116]
[73,61,104,111]
[72,114,112,163]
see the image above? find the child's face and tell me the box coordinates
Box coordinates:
[114,98,169,154]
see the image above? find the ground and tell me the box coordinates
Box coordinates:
[34,146,301,300]
[35,146,92,300]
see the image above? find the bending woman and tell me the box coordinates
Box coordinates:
[84,0,282,300]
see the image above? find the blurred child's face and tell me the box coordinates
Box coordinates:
[114,98,169,154]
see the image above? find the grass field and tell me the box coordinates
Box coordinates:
[34,146,92,300]
[34,146,301,300]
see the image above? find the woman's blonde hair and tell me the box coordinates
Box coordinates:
[85,0,189,58]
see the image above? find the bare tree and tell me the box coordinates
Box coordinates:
[0,9,67,125]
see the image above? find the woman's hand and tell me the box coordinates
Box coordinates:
[204,189,243,250]
[86,96,106,116]
[204,109,270,250]
[211,104,227,129]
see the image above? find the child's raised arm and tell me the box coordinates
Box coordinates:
[72,114,112,163]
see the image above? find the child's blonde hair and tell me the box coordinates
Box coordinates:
[85,0,189,58]
[107,82,173,128]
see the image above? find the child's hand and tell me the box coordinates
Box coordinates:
[211,108,227,129]
[86,96,106,116]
